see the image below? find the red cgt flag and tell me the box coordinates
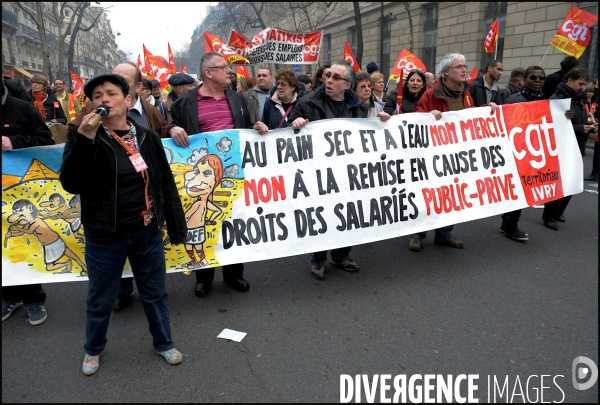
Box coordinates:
[343,41,361,72]
[396,73,403,115]
[167,43,177,75]
[484,20,499,53]
[388,49,427,82]
[550,6,598,58]
[466,66,478,84]
[236,65,250,79]
[203,31,249,65]
[182,63,188,74]
[70,70,84,99]
[143,44,157,80]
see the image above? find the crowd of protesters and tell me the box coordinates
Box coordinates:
[2,52,598,376]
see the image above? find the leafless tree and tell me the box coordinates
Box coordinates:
[352,2,363,67]
[401,2,414,53]
[15,2,84,80]
[66,3,106,79]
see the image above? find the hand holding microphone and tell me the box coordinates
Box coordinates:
[83,105,110,132]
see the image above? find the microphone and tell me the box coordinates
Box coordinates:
[83,105,109,131]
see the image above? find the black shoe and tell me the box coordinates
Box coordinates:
[224,277,250,292]
[500,226,529,241]
[584,173,597,181]
[557,215,565,223]
[113,294,131,311]
[544,221,558,230]
[194,282,212,297]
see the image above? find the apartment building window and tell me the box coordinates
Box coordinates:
[422,3,438,72]
[481,2,507,68]
[578,2,598,79]
[349,27,358,56]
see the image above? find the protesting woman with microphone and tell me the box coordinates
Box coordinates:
[60,74,187,375]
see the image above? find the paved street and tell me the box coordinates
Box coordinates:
[2,147,598,403]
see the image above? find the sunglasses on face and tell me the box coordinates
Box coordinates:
[409,68,424,74]
[528,75,546,81]
[325,72,349,82]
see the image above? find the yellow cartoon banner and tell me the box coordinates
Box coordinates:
[2,100,583,286]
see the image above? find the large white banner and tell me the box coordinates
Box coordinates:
[2,99,582,286]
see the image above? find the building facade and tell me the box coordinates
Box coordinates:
[2,2,121,87]
[190,2,598,87]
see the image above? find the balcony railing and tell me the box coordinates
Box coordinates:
[484,2,507,19]
[19,23,40,40]
[424,18,438,32]
[422,46,436,73]
[2,9,19,27]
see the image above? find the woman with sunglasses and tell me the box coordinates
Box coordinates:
[383,69,427,115]
[542,67,597,231]
[28,74,67,125]
[499,66,547,241]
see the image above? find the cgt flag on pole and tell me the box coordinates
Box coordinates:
[142,44,157,80]
[343,41,361,72]
[550,6,598,59]
[483,20,499,53]
[69,70,85,105]
[466,66,478,84]
[168,43,177,75]
[388,49,427,82]
[204,31,249,65]
[395,73,403,115]
[236,65,250,79]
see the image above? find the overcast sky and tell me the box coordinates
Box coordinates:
[99,2,218,60]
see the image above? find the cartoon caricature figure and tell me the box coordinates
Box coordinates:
[4,199,87,276]
[39,194,85,243]
[182,154,223,272]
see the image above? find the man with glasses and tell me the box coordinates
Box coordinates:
[168,51,252,297]
[54,78,82,123]
[410,53,495,253]
[244,66,273,124]
[498,66,547,242]
[288,60,388,281]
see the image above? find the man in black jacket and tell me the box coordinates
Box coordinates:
[2,79,54,326]
[541,56,578,99]
[169,51,252,297]
[503,67,524,99]
[288,60,374,281]
[471,60,504,107]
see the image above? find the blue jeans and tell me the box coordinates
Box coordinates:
[2,284,46,306]
[83,224,174,356]
[311,247,352,266]
[410,224,454,241]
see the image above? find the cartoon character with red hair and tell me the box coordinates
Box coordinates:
[182,154,223,271]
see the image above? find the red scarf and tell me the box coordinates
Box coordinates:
[32,92,47,120]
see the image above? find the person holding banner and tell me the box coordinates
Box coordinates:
[499,66,547,241]
[383,69,427,115]
[60,73,187,375]
[409,53,495,252]
[254,69,306,132]
[543,67,597,230]
[288,60,389,280]
[2,78,55,326]
[353,72,390,119]
[169,51,252,297]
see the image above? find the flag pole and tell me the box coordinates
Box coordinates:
[539,45,552,67]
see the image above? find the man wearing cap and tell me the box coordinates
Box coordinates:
[70,63,167,139]
[366,62,379,74]
[504,67,524,99]
[60,73,187,375]
[165,73,196,128]
[168,51,252,298]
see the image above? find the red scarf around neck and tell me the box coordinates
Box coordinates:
[32,92,47,120]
